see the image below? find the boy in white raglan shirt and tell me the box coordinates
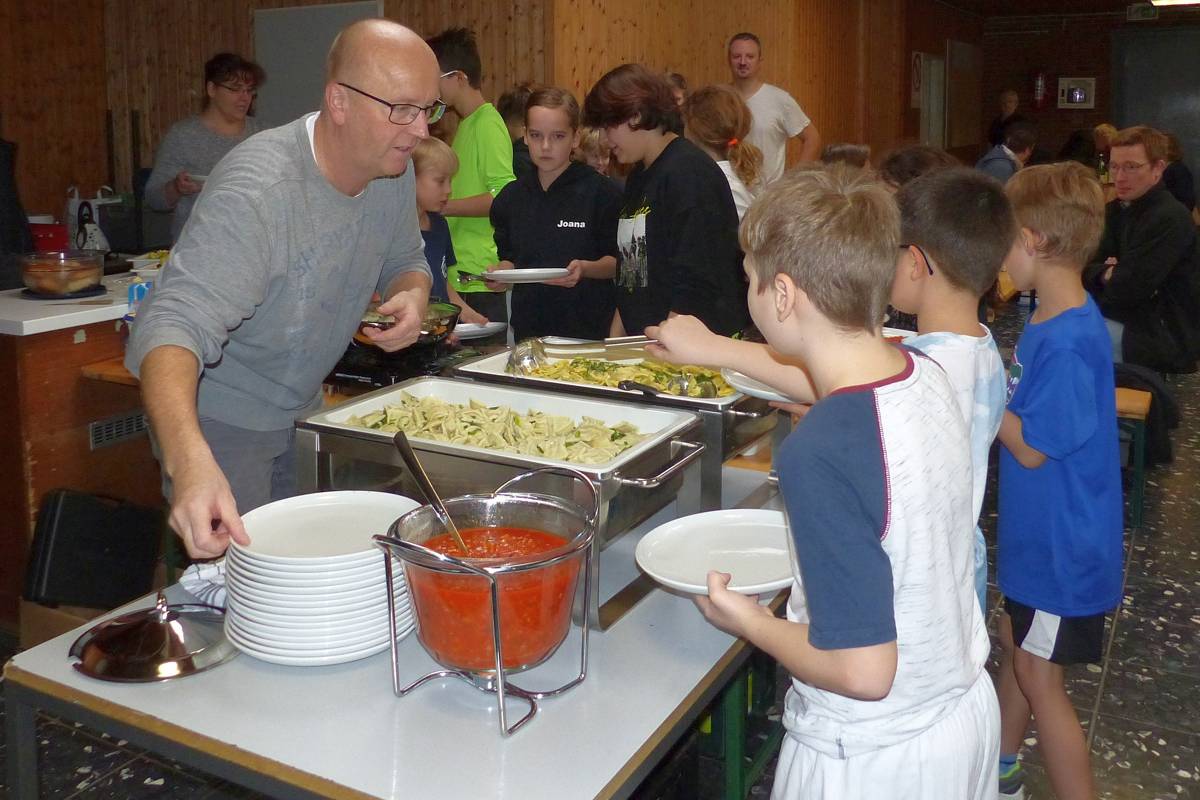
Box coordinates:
[649,166,998,799]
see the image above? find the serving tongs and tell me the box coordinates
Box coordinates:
[507,335,656,374]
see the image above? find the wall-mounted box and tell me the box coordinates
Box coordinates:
[1058,77,1096,109]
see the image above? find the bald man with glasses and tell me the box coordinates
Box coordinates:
[126,20,440,559]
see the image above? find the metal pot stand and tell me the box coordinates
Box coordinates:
[373,469,595,736]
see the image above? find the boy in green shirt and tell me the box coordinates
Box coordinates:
[427,27,515,325]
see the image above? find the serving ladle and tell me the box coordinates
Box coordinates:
[392,431,469,555]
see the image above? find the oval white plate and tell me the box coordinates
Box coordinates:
[720,369,792,404]
[881,326,913,342]
[485,268,569,283]
[453,320,508,340]
[234,491,419,561]
[635,509,793,595]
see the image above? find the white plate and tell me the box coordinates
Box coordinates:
[635,509,793,595]
[225,555,401,591]
[226,582,391,612]
[229,610,400,640]
[485,268,569,283]
[234,491,420,562]
[881,326,912,341]
[225,626,397,665]
[225,555,389,586]
[225,574,396,607]
[226,616,391,649]
[453,321,508,340]
[128,259,162,271]
[229,548,383,574]
[229,600,407,632]
[720,369,792,404]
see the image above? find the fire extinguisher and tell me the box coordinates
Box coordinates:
[1032,72,1050,111]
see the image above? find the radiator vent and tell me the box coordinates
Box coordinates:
[89,410,150,450]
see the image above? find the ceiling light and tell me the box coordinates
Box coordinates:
[1151,1,1200,6]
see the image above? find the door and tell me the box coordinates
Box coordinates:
[920,55,946,148]
[1113,27,1200,203]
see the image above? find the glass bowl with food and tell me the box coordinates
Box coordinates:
[21,250,104,297]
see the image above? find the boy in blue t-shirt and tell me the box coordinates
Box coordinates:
[657,167,998,799]
[995,162,1122,800]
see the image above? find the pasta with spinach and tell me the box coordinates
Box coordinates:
[344,393,646,465]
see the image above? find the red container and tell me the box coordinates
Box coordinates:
[29,223,70,252]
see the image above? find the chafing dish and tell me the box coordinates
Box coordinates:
[295,377,704,628]
[452,349,788,509]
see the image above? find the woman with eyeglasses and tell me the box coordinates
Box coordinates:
[145,53,266,242]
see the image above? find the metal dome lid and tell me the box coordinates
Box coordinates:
[69,592,237,682]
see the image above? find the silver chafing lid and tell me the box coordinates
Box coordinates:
[69,591,237,682]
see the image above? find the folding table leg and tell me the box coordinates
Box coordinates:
[5,691,40,800]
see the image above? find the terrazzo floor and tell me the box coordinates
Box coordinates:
[1,298,1197,799]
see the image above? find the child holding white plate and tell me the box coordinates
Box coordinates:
[656,166,997,799]
[485,86,620,340]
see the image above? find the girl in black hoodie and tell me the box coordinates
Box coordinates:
[486,86,620,340]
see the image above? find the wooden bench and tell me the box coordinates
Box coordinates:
[1116,387,1152,529]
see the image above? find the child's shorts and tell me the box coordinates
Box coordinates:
[771,670,999,800]
[1005,597,1105,665]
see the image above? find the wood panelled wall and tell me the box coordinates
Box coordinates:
[102,0,547,195]
[6,0,920,225]
[0,0,111,217]
[549,0,907,162]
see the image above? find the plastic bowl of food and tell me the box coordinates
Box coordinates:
[355,301,461,347]
[383,492,590,674]
[21,250,103,296]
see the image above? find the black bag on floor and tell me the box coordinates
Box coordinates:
[25,490,164,610]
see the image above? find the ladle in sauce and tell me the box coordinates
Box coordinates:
[392,431,469,555]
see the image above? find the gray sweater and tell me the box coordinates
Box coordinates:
[145,115,261,242]
[126,114,431,431]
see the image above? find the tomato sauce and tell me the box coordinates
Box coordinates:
[407,527,580,671]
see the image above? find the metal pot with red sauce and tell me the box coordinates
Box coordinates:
[382,479,596,678]
[407,526,580,672]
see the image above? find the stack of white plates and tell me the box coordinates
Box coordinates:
[224,491,421,666]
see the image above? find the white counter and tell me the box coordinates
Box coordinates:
[0,273,137,336]
[8,467,782,800]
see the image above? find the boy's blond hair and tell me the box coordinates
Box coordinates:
[740,164,900,331]
[576,126,605,158]
[1005,162,1104,268]
[411,136,459,175]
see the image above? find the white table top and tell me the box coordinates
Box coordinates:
[0,273,137,336]
[9,467,782,800]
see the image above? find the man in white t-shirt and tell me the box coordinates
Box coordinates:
[728,32,821,184]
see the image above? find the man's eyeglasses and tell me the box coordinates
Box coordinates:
[217,83,257,97]
[900,244,934,276]
[337,82,446,126]
[1110,162,1149,175]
